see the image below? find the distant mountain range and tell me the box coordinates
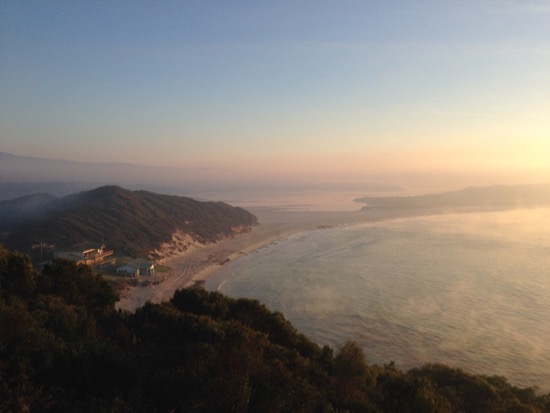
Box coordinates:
[356,183,550,210]
[0,151,232,200]
[0,152,404,200]
[1,185,258,258]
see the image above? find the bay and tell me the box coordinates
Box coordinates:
[206,208,550,390]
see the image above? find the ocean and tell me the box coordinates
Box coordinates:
[206,208,550,391]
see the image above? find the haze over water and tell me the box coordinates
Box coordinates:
[207,207,550,391]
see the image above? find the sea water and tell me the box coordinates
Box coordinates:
[206,208,550,390]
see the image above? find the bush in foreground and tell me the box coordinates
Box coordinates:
[1,246,549,412]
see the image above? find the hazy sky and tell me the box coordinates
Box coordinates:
[1,1,549,187]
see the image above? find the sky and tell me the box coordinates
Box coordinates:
[1,1,549,190]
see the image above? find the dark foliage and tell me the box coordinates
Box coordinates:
[4,185,258,257]
[1,246,549,412]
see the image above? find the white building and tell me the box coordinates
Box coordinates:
[117,258,155,277]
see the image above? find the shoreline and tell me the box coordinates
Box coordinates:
[115,204,524,312]
[116,207,384,312]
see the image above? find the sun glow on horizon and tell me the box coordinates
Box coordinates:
[1,2,549,190]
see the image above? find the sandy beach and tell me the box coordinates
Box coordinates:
[116,201,481,312]
[116,206,407,312]
[116,200,514,313]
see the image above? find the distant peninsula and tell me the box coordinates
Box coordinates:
[356,183,550,211]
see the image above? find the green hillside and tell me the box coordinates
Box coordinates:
[4,186,258,257]
[1,247,549,412]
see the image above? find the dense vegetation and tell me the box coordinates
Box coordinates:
[1,246,548,412]
[2,186,258,257]
[356,184,550,210]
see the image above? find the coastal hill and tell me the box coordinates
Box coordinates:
[2,185,258,257]
[356,183,550,210]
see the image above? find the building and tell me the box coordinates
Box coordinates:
[117,258,155,277]
[54,242,114,266]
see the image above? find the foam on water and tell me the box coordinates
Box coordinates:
[206,208,550,390]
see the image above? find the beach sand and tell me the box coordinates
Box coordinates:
[115,205,450,312]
